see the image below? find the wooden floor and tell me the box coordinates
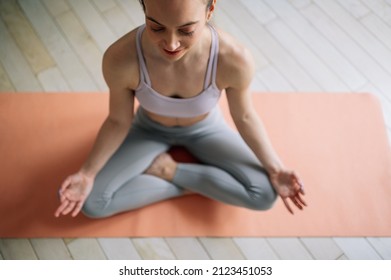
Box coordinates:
[1,0,391,260]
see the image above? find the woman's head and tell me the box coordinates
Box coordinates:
[139,0,216,61]
[139,0,214,13]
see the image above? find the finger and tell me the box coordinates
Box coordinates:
[54,200,69,217]
[62,201,76,216]
[63,187,81,201]
[290,197,303,210]
[60,176,73,192]
[296,193,307,207]
[59,189,69,203]
[293,174,305,194]
[60,193,67,203]
[72,201,84,217]
[57,189,64,202]
[282,198,294,215]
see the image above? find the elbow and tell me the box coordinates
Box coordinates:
[105,114,132,134]
[232,108,257,129]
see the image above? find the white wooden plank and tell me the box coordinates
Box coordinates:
[239,0,277,25]
[267,238,313,259]
[362,0,391,26]
[338,254,348,260]
[288,0,312,9]
[336,0,371,19]
[223,0,321,91]
[98,238,141,260]
[38,66,71,91]
[67,238,107,260]
[357,83,391,128]
[102,6,136,37]
[41,0,70,17]
[199,238,245,260]
[265,18,349,91]
[233,238,279,260]
[91,0,117,13]
[67,0,117,52]
[0,0,55,74]
[0,62,15,92]
[19,0,98,91]
[314,0,391,76]
[0,18,42,91]
[250,74,269,92]
[0,239,37,260]
[214,8,269,71]
[333,238,382,260]
[300,238,343,260]
[263,0,367,91]
[132,238,176,260]
[255,66,295,92]
[361,13,391,52]
[30,238,72,260]
[165,238,210,260]
[55,10,107,90]
[300,4,391,100]
[367,238,391,260]
[116,0,145,27]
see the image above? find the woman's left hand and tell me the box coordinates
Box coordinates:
[269,170,306,214]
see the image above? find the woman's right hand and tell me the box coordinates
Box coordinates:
[54,172,94,218]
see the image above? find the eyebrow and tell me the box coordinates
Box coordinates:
[146,16,199,28]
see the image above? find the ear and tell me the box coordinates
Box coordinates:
[207,0,216,21]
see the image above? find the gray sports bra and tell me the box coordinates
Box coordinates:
[134,24,221,118]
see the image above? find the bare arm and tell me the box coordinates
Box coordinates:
[223,43,306,214]
[224,48,282,174]
[228,89,284,175]
[78,38,136,177]
[80,89,134,178]
[55,35,138,217]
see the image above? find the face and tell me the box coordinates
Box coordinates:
[143,0,213,61]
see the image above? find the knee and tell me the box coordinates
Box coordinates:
[246,187,278,211]
[81,197,112,219]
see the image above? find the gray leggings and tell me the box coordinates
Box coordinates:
[82,107,277,218]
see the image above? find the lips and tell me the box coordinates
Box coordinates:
[163,49,183,56]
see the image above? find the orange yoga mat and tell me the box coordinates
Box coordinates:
[1,92,391,237]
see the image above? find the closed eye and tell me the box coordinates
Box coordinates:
[179,30,195,37]
[151,27,165,33]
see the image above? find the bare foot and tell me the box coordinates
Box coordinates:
[145,153,178,181]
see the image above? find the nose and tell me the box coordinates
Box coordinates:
[164,32,180,51]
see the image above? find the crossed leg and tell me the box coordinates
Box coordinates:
[83,111,277,218]
[147,125,277,210]
[82,130,185,218]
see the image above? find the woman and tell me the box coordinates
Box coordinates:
[55,0,306,219]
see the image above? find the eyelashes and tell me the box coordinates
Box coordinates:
[150,27,195,37]
[181,30,195,37]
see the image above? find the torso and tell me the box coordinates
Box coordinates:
[138,24,218,126]
[105,24,241,127]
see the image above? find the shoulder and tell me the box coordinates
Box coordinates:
[102,27,141,92]
[215,27,255,90]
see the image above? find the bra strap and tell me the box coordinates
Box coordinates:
[135,25,152,86]
[204,24,219,89]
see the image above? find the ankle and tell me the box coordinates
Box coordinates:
[145,153,177,181]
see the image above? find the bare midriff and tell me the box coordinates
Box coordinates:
[145,110,209,127]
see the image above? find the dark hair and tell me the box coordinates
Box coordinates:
[138,0,214,12]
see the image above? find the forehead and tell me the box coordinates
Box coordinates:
[144,0,206,26]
